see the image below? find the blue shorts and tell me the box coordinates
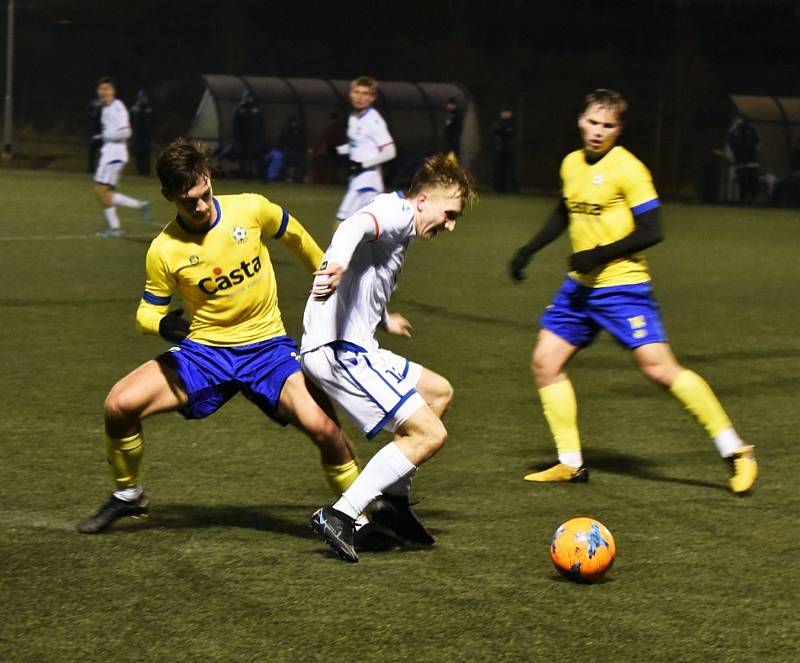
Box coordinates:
[156,335,302,422]
[540,277,668,350]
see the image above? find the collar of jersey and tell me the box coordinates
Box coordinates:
[176,197,222,234]
[356,107,372,119]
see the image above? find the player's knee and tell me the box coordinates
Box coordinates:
[532,352,557,383]
[424,418,448,456]
[303,409,340,445]
[639,362,673,387]
[433,377,454,412]
[103,383,139,424]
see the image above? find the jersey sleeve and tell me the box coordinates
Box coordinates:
[621,158,660,215]
[254,195,324,273]
[135,241,174,335]
[368,111,394,149]
[326,212,380,270]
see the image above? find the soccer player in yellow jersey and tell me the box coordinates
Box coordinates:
[78,138,360,533]
[509,89,757,494]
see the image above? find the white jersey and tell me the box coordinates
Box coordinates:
[302,192,414,353]
[100,99,131,162]
[346,107,393,192]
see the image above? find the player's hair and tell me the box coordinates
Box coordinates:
[96,76,116,89]
[156,138,215,194]
[351,75,378,92]
[583,89,628,122]
[407,154,477,207]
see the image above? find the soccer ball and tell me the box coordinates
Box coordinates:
[549,517,616,583]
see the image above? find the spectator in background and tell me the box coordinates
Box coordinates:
[130,88,156,176]
[493,109,519,193]
[312,112,347,185]
[442,97,463,162]
[727,115,760,204]
[279,115,306,183]
[232,90,267,181]
[87,91,103,173]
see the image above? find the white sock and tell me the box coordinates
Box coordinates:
[333,442,416,519]
[103,207,121,229]
[113,486,143,501]
[714,427,744,457]
[111,193,144,209]
[558,451,583,468]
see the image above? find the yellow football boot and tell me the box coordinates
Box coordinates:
[729,445,757,494]
[524,463,589,483]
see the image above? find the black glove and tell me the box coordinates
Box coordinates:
[509,247,534,282]
[348,160,365,176]
[158,308,190,343]
[569,248,604,274]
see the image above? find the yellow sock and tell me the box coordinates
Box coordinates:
[539,380,581,455]
[322,459,360,496]
[104,432,143,490]
[669,369,732,438]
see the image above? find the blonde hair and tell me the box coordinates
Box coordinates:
[408,154,477,207]
[351,76,378,93]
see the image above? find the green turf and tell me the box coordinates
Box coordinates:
[1,169,798,662]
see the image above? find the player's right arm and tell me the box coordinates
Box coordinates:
[509,200,569,281]
[135,242,189,343]
[311,212,380,300]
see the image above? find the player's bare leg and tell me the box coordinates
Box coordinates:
[414,368,454,419]
[525,330,587,482]
[77,360,187,533]
[633,342,756,493]
[277,371,359,495]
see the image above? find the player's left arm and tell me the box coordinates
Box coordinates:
[256,196,324,274]
[103,103,132,142]
[136,242,190,343]
[570,160,663,274]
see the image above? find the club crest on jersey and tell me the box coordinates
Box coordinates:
[592,175,605,185]
[198,255,262,294]
[189,255,199,265]
[232,226,247,244]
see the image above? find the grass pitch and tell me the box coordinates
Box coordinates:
[1,169,798,662]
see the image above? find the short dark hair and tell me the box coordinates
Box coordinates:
[96,76,116,88]
[156,138,214,194]
[583,89,628,122]
[407,154,477,207]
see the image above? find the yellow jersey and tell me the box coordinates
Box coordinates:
[561,145,660,287]
[136,193,323,346]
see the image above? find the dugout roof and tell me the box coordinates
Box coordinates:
[730,94,800,175]
[189,74,480,172]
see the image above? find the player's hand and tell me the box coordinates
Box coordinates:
[348,160,365,176]
[383,312,412,338]
[509,248,534,282]
[569,248,602,274]
[311,261,345,300]
[158,308,190,343]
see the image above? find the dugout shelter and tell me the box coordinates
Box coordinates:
[717,94,800,204]
[187,75,480,182]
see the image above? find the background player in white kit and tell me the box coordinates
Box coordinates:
[303,155,476,563]
[93,76,150,238]
[335,76,397,224]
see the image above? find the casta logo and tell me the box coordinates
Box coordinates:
[198,255,262,294]
[567,200,602,216]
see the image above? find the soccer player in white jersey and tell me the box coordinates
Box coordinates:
[335,76,397,224]
[93,76,150,238]
[303,155,477,562]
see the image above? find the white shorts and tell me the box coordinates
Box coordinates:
[336,170,383,220]
[301,342,424,439]
[94,154,127,188]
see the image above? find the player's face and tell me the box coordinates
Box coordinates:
[413,185,463,240]
[350,85,375,111]
[167,173,216,229]
[578,104,622,157]
[96,83,115,106]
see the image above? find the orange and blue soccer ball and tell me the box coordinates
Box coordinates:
[549,517,616,583]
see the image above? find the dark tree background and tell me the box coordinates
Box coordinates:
[4,0,800,194]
